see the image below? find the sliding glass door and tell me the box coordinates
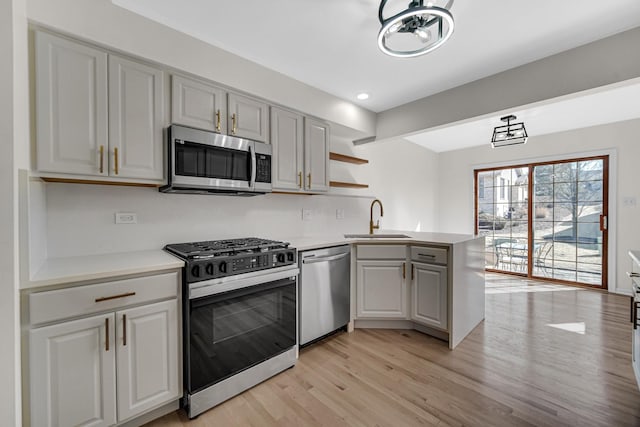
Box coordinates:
[475,156,608,288]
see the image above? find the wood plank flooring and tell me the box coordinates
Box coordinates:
[145,274,640,426]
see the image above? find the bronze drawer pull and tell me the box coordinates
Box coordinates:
[105,318,110,351]
[95,292,136,303]
[123,314,127,346]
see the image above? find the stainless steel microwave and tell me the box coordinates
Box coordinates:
[160,125,272,195]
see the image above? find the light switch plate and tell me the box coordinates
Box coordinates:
[623,197,637,207]
[336,209,345,219]
[115,212,137,224]
[302,209,312,221]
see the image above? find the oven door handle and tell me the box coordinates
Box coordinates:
[189,266,300,299]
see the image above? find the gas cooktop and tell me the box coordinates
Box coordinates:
[164,237,296,283]
[164,237,290,260]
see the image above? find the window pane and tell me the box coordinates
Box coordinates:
[578,160,604,181]
[553,162,578,183]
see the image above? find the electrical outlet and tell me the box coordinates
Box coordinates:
[302,209,313,221]
[336,209,345,219]
[115,212,137,224]
[623,197,637,207]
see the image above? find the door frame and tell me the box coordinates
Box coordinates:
[473,150,616,290]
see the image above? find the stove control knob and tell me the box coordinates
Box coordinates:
[219,261,228,273]
[287,252,295,262]
[191,265,200,278]
[277,253,286,263]
[205,263,214,276]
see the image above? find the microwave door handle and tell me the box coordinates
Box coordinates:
[249,145,256,188]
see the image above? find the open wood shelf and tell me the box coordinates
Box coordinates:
[329,181,369,189]
[329,152,369,165]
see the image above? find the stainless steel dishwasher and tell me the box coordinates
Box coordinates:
[299,245,351,346]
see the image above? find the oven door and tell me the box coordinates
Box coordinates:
[186,273,297,394]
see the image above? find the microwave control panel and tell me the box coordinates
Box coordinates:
[255,154,272,183]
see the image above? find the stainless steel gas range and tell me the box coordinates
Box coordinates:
[164,238,298,418]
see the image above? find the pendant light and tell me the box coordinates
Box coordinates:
[491,115,528,148]
[377,0,455,58]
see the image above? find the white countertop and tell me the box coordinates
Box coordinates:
[286,231,480,251]
[23,250,184,290]
[22,232,480,289]
[630,250,640,266]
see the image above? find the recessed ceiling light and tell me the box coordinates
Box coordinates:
[357,93,370,100]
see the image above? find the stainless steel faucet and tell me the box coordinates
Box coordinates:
[369,199,384,234]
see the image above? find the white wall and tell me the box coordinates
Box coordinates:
[1,0,28,424]
[44,185,376,257]
[359,139,440,232]
[438,118,640,294]
[26,0,376,136]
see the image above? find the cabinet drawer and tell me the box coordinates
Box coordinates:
[29,271,179,325]
[411,246,448,265]
[357,245,406,260]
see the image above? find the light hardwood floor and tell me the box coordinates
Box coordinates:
[146,274,640,426]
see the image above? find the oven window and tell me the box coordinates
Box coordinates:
[188,278,296,393]
[176,142,250,181]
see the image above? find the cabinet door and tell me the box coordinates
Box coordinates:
[228,92,269,142]
[411,262,448,330]
[271,107,304,191]
[304,118,330,192]
[109,55,165,180]
[36,31,108,176]
[171,74,226,133]
[356,260,407,318]
[30,314,116,427]
[116,299,180,421]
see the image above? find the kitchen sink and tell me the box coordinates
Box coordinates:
[344,233,411,239]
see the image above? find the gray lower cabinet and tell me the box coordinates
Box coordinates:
[27,272,181,426]
[411,261,448,330]
[356,259,407,318]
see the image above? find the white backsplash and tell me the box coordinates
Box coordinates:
[44,183,375,257]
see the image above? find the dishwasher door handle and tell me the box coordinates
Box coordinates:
[302,252,350,264]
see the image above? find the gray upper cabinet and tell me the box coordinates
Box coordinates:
[271,109,330,193]
[228,92,269,142]
[271,107,304,191]
[171,74,226,134]
[304,118,330,192]
[36,31,109,176]
[109,55,164,180]
[35,31,165,182]
[171,76,268,143]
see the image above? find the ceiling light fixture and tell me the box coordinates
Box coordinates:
[491,115,528,148]
[357,93,370,100]
[377,0,455,58]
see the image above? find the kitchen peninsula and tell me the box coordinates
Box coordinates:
[288,232,485,349]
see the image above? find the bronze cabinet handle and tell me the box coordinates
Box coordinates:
[95,291,136,303]
[307,173,311,189]
[411,264,415,281]
[99,145,104,173]
[122,314,127,346]
[231,113,237,134]
[402,262,406,279]
[298,172,302,189]
[114,147,119,175]
[105,318,110,351]
[215,109,221,132]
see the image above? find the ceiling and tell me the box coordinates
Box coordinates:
[111,0,640,113]
[405,79,640,152]
[111,0,640,152]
